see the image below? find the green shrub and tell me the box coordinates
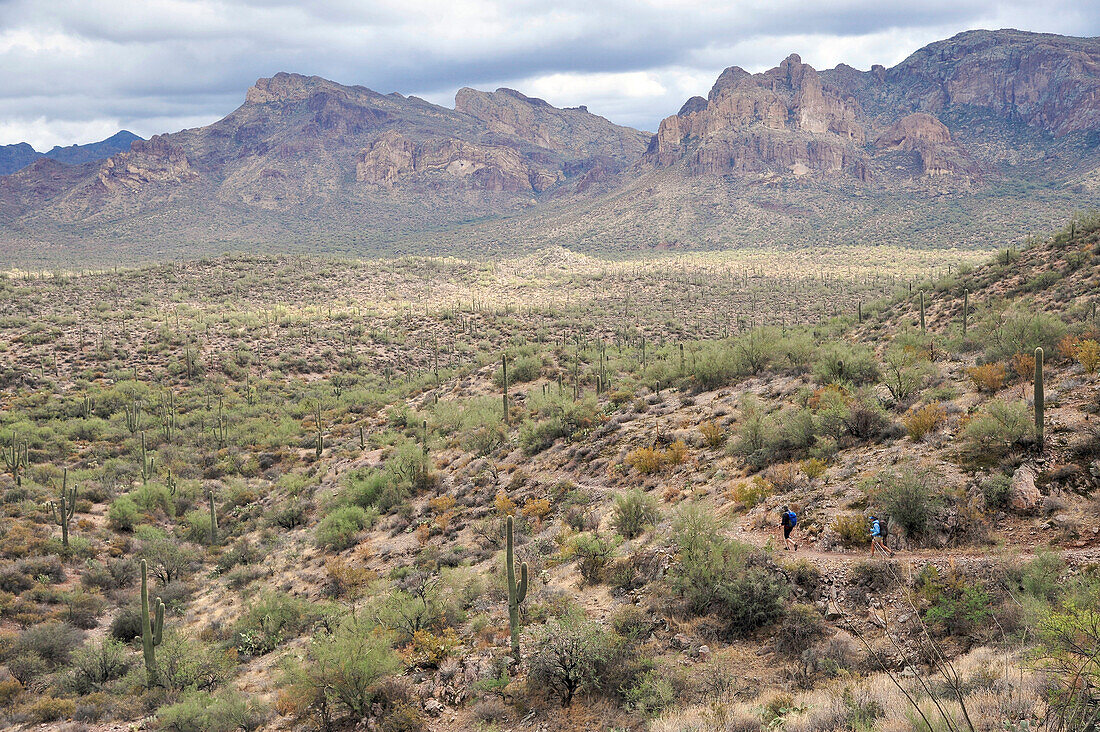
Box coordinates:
[981,473,1012,510]
[978,304,1067,361]
[154,631,235,692]
[284,615,401,721]
[571,533,617,584]
[233,593,313,656]
[107,495,140,531]
[528,612,621,706]
[611,490,659,539]
[315,505,376,550]
[832,514,871,546]
[667,505,785,638]
[67,638,131,694]
[916,565,993,639]
[813,342,880,386]
[959,399,1033,462]
[1020,551,1065,602]
[13,621,84,668]
[861,464,943,539]
[156,689,268,732]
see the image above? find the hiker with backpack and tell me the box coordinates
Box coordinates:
[869,515,894,557]
[780,505,798,551]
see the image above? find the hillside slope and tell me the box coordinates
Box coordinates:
[0,217,1097,730]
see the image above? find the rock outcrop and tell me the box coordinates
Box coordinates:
[96,137,199,191]
[873,113,980,178]
[356,130,559,192]
[643,54,869,179]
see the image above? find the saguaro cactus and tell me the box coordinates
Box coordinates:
[140,559,165,683]
[505,515,528,664]
[1035,347,1045,450]
[919,291,926,333]
[139,432,154,485]
[314,403,323,458]
[48,469,77,549]
[4,432,27,486]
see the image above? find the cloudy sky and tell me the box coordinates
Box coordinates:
[2,0,1099,150]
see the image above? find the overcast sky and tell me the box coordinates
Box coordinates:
[2,1,1098,151]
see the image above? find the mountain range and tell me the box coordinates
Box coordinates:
[0,131,142,176]
[1,29,1099,266]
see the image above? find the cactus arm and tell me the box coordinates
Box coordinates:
[154,599,165,645]
[517,562,528,604]
[1035,347,1045,450]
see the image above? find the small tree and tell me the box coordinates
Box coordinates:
[528,613,611,706]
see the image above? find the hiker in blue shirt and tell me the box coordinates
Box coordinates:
[780,505,799,551]
[869,515,894,557]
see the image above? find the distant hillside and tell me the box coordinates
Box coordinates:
[1,30,1100,265]
[0,131,141,176]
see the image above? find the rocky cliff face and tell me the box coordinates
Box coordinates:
[96,137,199,191]
[455,87,650,161]
[643,54,870,179]
[881,30,1100,137]
[646,31,1099,185]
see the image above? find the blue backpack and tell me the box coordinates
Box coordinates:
[786,510,797,527]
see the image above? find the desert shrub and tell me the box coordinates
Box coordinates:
[13,621,84,668]
[732,476,772,507]
[527,611,623,706]
[374,576,445,642]
[625,446,663,474]
[493,355,541,386]
[813,342,880,386]
[1035,590,1100,730]
[155,631,235,692]
[315,505,376,550]
[916,564,993,639]
[234,593,313,656]
[831,514,871,547]
[979,304,1067,361]
[342,468,408,514]
[782,558,822,595]
[21,696,76,723]
[775,463,815,495]
[881,344,930,402]
[519,418,569,455]
[156,689,268,732]
[68,638,132,694]
[861,464,943,539]
[81,557,138,592]
[63,589,107,629]
[800,458,827,480]
[268,500,307,529]
[107,496,140,531]
[571,533,617,584]
[959,399,1033,461]
[981,473,1012,510]
[110,609,144,641]
[612,490,659,539]
[667,506,785,638]
[1019,550,1065,602]
[698,420,726,448]
[904,403,947,441]
[283,615,401,722]
[967,362,1006,392]
[774,604,826,656]
[624,668,675,718]
[1077,339,1100,374]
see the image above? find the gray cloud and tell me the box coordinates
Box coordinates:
[1,0,1098,149]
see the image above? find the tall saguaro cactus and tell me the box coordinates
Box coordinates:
[140,559,165,684]
[919,291,926,333]
[1035,347,1045,451]
[139,432,154,485]
[505,515,528,664]
[314,402,323,458]
[48,469,77,549]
